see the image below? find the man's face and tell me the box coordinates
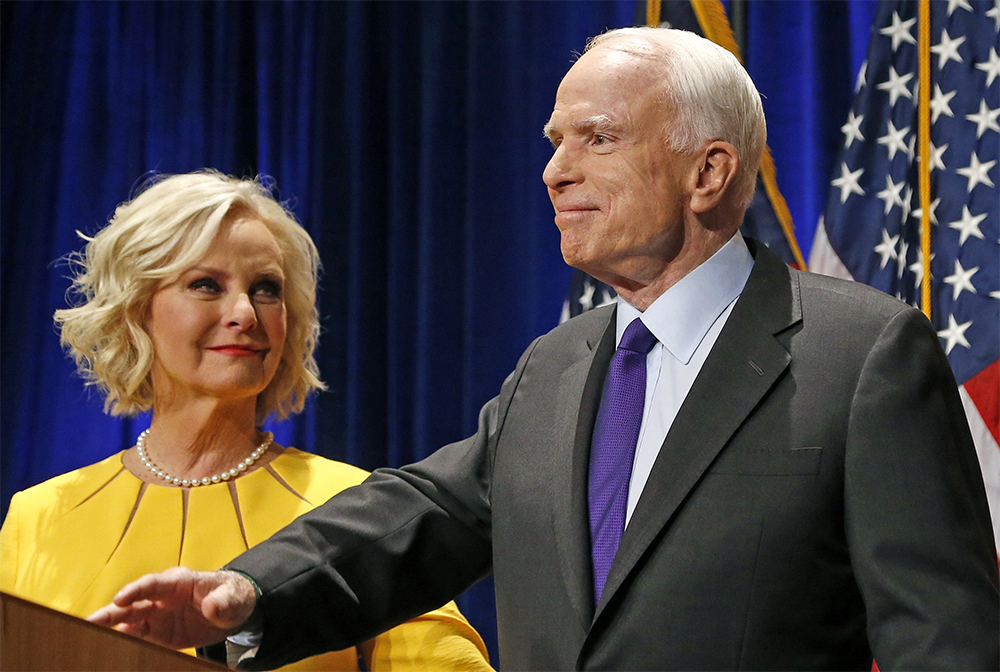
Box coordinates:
[543,45,694,289]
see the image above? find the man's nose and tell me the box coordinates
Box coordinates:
[542,144,580,190]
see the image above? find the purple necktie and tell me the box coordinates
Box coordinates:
[589,317,657,605]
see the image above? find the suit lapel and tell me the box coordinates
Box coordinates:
[595,241,802,618]
[551,307,617,630]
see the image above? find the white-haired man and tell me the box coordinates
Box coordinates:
[91,28,999,670]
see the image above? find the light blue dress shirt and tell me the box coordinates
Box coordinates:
[614,232,755,525]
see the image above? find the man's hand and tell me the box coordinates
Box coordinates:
[87,567,257,650]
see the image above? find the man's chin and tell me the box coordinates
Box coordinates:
[560,237,594,270]
[561,251,593,275]
[563,256,613,288]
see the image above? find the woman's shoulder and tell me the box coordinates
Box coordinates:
[268,447,371,497]
[7,453,129,516]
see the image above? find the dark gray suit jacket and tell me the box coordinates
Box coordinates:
[230,240,999,670]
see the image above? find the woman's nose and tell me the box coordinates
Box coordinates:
[227,293,258,330]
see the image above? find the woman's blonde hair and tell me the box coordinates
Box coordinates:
[54,170,325,422]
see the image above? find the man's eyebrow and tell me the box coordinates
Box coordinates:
[543,114,618,140]
[573,114,615,133]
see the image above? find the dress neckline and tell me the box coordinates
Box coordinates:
[118,445,289,489]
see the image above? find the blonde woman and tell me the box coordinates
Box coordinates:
[0,171,492,671]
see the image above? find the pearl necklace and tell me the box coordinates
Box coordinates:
[135,429,273,487]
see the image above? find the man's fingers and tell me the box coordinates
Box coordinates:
[112,567,196,606]
[86,600,156,627]
[113,618,151,639]
[87,570,191,625]
[87,603,127,626]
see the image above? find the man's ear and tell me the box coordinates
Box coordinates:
[689,141,739,214]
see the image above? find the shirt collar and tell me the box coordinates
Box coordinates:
[616,232,754,364]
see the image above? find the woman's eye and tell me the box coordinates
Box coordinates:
[252,280,283,302]
[188,278,221,293]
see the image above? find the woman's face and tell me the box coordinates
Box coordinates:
[146,212,287,411]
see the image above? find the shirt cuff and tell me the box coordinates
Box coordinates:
[225,637,261,669]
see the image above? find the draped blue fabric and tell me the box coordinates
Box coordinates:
[744,0,879,253]
[1,0,878,661]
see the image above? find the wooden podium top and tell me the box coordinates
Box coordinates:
[1,591,226,671]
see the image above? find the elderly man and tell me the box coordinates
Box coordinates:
[91,28,999,670]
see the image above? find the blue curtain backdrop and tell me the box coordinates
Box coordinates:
[1,0,879,662]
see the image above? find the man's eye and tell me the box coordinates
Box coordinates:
[593,134,609,145]
[189,278,221,293]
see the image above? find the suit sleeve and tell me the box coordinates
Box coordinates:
[226,337,542,670]
[844,307,999,669]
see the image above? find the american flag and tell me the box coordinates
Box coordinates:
[562,0,805,323]
[810,0,1000,547]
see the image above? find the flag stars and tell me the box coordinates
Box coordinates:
[876,175,905,215]
[948,0,972,16]
[946,0,973,15]
[900,185,914,221]
[879,11,917,51]
[912,196,941,226]
[831,163,865,202]
[937,314,972,355]
[896,239,909,279]
[878,120,910,160]
[929,84,956,123]
[977,47,1000,87]
[931,29,966,69]
[909,248,935,286]
[578,282,596,311]
[966,100,1000,138]
[874,229,900,269]
[948,206,987,245]
[826,4,998,368]
[944,259,979,300]
[956,152,996,191]
[988,2,1000,32]
[841,110,865,148]
[927,142,948,172]
[877,66,915,106]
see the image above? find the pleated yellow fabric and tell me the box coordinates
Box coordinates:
[1,448,491,672]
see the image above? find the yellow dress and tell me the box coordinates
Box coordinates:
[0,447,491,671]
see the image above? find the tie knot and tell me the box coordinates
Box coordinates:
[619,318,657,354]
